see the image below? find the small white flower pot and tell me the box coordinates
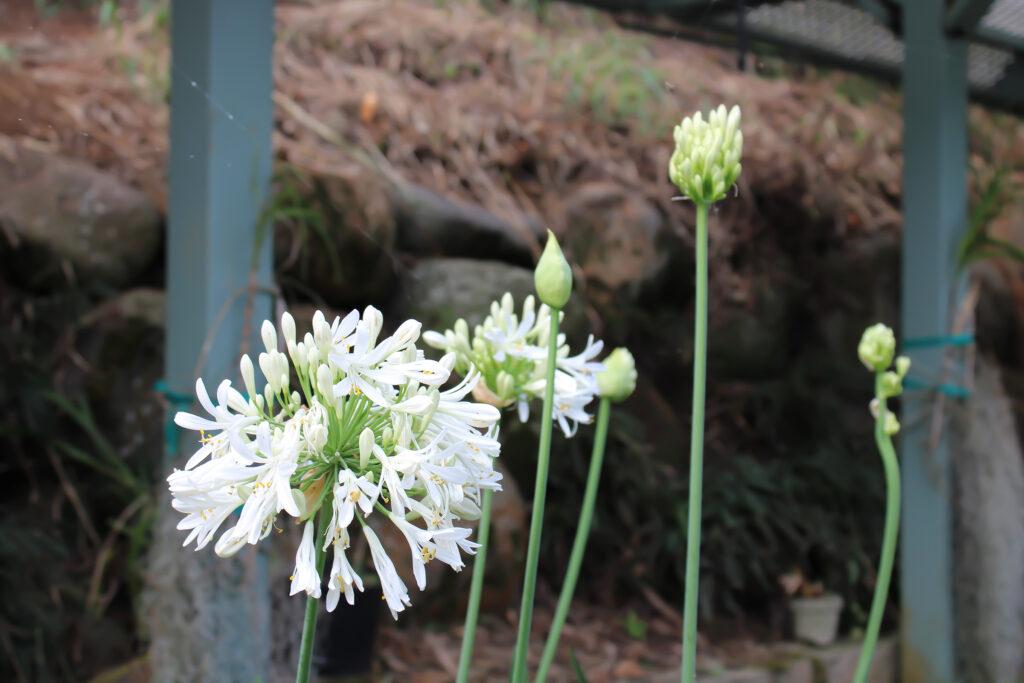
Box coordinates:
[790,593,844,646]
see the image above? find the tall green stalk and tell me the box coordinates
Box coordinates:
[681,202,709,683]
[510,311,561,683]
[456,488,495,683]
[852,376,901,683]
[535,397,611,682]
[295,504,330,683]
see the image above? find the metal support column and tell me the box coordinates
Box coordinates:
[900,2,966,680]
[151,0,275,679]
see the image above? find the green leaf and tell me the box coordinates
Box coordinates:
[568,650,589,683]
[623,609,648,640]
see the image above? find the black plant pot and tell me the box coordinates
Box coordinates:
[314,589,383,677]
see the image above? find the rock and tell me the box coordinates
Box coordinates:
[974,259,1024,368]
[393,254,585,335]
[804,231,900,395]
[771,656,813,683]
[394,256,589,344]
[708,271,795,381]
[68,288,165,469]
[955,357,1024,683]
[695,668,772,683]
[393,182,538,267]
[0,136,161,289]
[395,257,535,333]
[782,637,897,683]
[275,170,398,308]
[479,460,528,610]
[560,181,673,304]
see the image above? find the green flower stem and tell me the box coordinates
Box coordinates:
[681,201,709,683]
[456,487,495,683]
[852,377,901,683]
[535,396,612,683]
[511,311,561,683]
[295,502,331,683]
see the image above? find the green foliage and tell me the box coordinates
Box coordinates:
[623,609,648,640]
[0,41,15,64]
[536,30,667,129]
[266,167,344,293]
[541,406,884,627]
[958,167,1023,270]
[834,75,882,107]
[568,650,589,683]
[0,287,156,681]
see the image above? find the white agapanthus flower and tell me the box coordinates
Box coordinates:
[422,292,604,437]
[167,306,503,619]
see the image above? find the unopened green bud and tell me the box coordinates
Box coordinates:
[496,370,515,400]
[534,231,572,310]
[858,323,896,372]
[896,356,910,379]
[879,371,902,399]
[596,348,637,402]
[668,104,743,205]
[883,412,901,436]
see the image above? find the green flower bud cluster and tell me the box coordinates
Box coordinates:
[596,347,637,402]
[668,104,743,205]
[858,323,896,372]
[859,323,910,435]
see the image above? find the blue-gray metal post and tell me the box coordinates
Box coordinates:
[900,1,965,680]
[156,0,275,679]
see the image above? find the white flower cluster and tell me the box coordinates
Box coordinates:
[423,293,603,436]
[167,307,503,618]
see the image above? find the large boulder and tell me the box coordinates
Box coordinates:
[708,270,797,381]
[560,181,674,305]
[393,182,538,267]
[804,231,900,396]
[395,257,534,333]
[395,257,590,343]
[0,136,161,290]
[68,288,165,466]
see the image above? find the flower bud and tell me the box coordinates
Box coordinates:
[896,355,911,379]
[858,323,896,372]
[281,311,297,349]
[883,412,901,436]
[261,320,278,353]
[307,424,328,453]
[597,347,637,402]
[258,352,277,392]
[879,371,903,399]
[668,104,743,205]
[454,318,470,343]
[363,306,384,346]
[534,230,572,310]
[496,370,515,400]
[316,364,334,398]
[240,354,257,400]
[359,428,375,470]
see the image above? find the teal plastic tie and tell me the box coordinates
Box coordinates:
[902,332,974,350]
[155,379,193,460]
[900,333,973,397]
[903,377,970,399]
